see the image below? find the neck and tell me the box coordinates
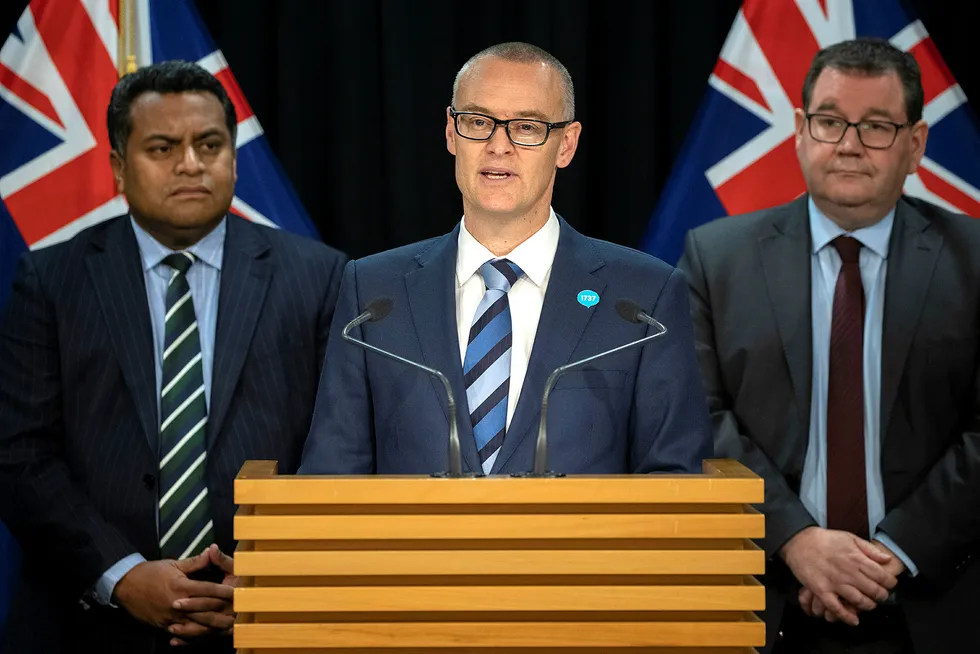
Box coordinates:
[132,214,224,251]
[811,196,894,232]
[464,206,551,256]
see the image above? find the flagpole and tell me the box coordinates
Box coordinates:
[118,0,137,77]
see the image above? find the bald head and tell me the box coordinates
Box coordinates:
[451,42,575,120]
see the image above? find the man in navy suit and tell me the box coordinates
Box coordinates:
[0,61,346,652]
[299,42,712,477]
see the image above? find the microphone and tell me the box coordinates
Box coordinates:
[523,299,668,477]
[341,298,467,477]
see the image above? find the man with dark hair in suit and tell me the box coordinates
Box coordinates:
[299,42,712,477]
[0,60,347,652]
[679,37,979,653]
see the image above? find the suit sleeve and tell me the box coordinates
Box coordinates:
[0,254,140,596]
[630,267,714,474]
[679,230,817,558]
[876,362,980,582]
[298,259,376,474]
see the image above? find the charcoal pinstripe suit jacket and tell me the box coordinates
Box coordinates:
[0,215,346,653]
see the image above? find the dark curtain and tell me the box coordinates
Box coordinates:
[2,0,978,259]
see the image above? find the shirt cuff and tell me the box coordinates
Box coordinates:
[874,531,919,577]
[93,553,146,606]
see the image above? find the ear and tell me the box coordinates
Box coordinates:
[555,121,582,169]
[906,119,929,174]
[109,149,125,194]
[445,106,457,156]
[794,108,807,148]
[232,150,238,184]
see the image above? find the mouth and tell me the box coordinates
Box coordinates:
[480,168,517,181]
[170,186,211,197]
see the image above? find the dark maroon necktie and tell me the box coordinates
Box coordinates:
[826,236,868,539]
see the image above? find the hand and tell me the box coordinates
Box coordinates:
[780,526,897,626]
[112,551,233,630]
[168,545,238,646]
[872,539,907,578]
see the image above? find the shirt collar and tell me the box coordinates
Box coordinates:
[131,216,226,272]
[456,208,560,288]
[808,197,894,259]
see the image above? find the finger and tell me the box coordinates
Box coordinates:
[208,544,235,574]
[169,620,210,639]
[172,549,212,575]
[837,584,877,613]
[170,637,190,647]
[851,566,893,600]
[811,595,826,617]
[798,588,814,616]
[176,579,235,600]
[820,592,859,627]
[856,538,892,564]
[859,560,898,592]
[184,610,236,631]
[173,597,228,613]
[824,609,838,623]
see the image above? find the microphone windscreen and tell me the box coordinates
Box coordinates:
[615,298,644,323]
[364,297,394,322]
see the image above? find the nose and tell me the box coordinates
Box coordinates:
[835,124,865,155]
[175,144,205,174]
[485,124,514,155]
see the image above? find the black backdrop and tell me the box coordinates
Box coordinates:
[2,0,978,260]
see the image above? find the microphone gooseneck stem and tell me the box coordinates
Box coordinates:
[343,314,462,476]
[532,317,667,476]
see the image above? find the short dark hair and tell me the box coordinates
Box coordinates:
[106,60,237,155]
[801,37,923,123]
[452,42,575,120]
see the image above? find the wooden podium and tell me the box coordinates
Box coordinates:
[233,459,765,652]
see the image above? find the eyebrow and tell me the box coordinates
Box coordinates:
[457,104,552,121]
[142,129,228,144]
[812,100,901,121]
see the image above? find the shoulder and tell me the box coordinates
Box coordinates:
[25,215,127,272]
[241,219,347,266]
[903,195,980,235]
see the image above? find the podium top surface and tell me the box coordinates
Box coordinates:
[235,459,763,506]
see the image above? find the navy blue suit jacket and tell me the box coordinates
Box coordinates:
[300,218,712,476]
[0,215,346,653]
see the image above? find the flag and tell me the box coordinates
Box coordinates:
[0,0,320,628]
[641,0,980,264]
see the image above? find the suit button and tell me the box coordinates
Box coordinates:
[143,474,156,490]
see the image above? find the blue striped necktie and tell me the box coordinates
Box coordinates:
[158,252,214,560]
[463,259,523,474]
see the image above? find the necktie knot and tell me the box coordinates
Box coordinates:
[832,236,862,264]
[479,259,523,293]
[163,252,196,276]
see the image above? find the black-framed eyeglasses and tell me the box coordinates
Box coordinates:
[450,108,572,147]
[805,113,911,150]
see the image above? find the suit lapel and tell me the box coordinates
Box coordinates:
[208,217,272,448]
[880,199,942,439]
[758,197,813,445]
[86,218,159,454]
[491,219,606,474]
[405,227,482,474]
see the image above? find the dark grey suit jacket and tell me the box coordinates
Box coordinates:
[0,215,346,653]
[679,195,980,653]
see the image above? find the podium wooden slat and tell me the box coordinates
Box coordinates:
[234,459,766,652]
[234,547,765,576]
[235,616,763,647]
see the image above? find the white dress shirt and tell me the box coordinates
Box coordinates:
[455,209,560,430]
